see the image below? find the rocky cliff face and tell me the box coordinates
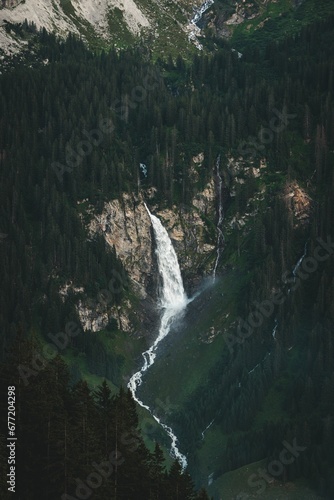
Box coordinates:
[157,182,216,284]
[89,181,217,295]
[65,153,312,334]
[284,181,312,227]
[0,0,207,55]
[89,191,154,299]
[205,0,307,40]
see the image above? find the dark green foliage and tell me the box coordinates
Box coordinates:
[0,334,206,499]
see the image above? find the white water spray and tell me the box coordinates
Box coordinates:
[213,155,224,279]
[191,0,214,25]
[128,203,188,469]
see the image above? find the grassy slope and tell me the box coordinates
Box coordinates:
[208,459,323,499]
[231,0,334,52]
[199,348,307,497]
[61,329,145,389]
[60,327,176,466]
[137,269,241,409]
[56,0,199,56]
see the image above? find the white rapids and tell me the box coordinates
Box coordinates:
[187,0,214,50]
[191,0,214,25]
[127,203,188,470]
[213,154,224,279]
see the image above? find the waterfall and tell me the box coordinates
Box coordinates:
[145,203,187,309]
[188,0,214,50]
[288,241,308,294]
[292,242,308,278]
[190,0,214,25]
[248,352,271,375]
[213,155,224,279]
[248,361,260,375]
[272,319,278,341]
[128,203,188,469]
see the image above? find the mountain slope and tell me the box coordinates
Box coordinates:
[0,0,201,54]
[2,0,332,57]
[0,3,334,500]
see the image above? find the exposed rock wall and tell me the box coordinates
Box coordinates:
[89,192,153,298]
[88,179,217,297]
[284,181,312,227]
[205,0,306,40]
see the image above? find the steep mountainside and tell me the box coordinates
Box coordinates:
[0,0,328,58]
[0,0,203,55]
[1,2,334,500]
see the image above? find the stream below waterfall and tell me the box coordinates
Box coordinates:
[213,154,224,279]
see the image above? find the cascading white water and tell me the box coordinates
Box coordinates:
[191,0,214,25]
[187,0,214,50]
[213,155,224,279]
[128,203,188,469]
[272,319,278,341]
[293,242,308,278]
[248,352,271,375]
[287,241,308,294]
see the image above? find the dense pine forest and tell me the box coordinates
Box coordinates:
[0,8,334,500]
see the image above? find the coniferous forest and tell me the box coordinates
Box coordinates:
[0,8,334,500]
[1,335,208,499]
